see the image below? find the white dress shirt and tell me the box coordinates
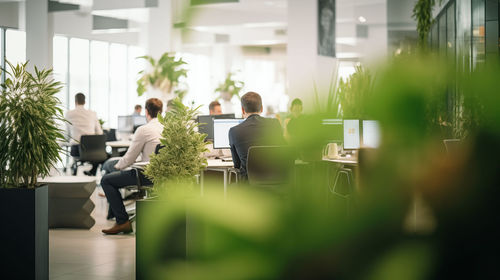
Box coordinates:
[114,117,163,170]
[65,105,103,144]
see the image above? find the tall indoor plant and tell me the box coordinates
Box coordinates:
[137,52,189,101]
[215,71,244,102]
[0,61,65,280]
[137,99,208,278]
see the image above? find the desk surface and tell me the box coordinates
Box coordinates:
[106,140,132,147]
[206,159,234,168]
[39,176,97,183]
[322,156,358,165]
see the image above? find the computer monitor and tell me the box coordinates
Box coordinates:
[322,119,343,143]
[213,119,243,149]
[117,116,134,133]
[197,113,236,141]
[132,115,147,126]
[362,120,381,148]
[343,119,360,150]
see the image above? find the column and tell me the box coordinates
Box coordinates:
[25,0,52,70]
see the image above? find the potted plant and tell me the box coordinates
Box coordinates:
[136,52,189,102]
[215,72,245,102]
[0,61,65,280]
[136,99,208,279]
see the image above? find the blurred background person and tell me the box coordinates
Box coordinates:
[133,104,142,116]
[283,98,303,141]
[209,100,222,116]
[66,92,103,176]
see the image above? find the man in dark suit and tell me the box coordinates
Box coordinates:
[229,92,286,179]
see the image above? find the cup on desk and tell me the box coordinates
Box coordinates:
[323,143,339,159]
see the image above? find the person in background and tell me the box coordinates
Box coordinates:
[209,100,222,115]
[66,93,103,176]
[229,92,286,180]
[133,104,142,116]
[100,98,163,234]
[284,98,303,142]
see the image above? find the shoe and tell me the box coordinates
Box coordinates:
[102,221,133,235]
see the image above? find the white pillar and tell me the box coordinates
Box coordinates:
[147,0,173,57]
[25,0,52,70]
[287,0,337,112]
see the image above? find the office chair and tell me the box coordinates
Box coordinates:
[72,135,108,175]
[246,146,295,186]
[103,129,117,142]
[328,167,355,217]
[443,139,461,154]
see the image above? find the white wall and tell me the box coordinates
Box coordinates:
[287,0,337,112]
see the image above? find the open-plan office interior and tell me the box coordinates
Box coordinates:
[0,0,499,279]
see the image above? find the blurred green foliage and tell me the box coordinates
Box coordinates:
[144,99,207,190]
[139,55,500,279]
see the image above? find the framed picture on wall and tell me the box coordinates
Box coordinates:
[318,0,336,57]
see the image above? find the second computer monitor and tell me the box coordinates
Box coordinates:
[343,119,360,150]
[213,119,244,149]
[117,116,134,133]
[322,119,343,143]
[197,113,235,141]
[362,120,381,148]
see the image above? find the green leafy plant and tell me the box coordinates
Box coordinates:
[313,69,342,117]
[137,53,188,100]
[0,61,65,188]
[412,0,444,46]
[144,99,208,189]
[215,72,245,102]
[337,65,374,119]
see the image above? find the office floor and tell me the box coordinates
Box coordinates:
[49,173,136,280]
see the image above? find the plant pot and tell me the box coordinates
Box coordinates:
[220,91,233,102]
[0,185,49,280]
[136,199,201,280]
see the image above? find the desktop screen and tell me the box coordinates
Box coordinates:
[117,116,134,133]
[343,119,360,149]
[322,119,343,143]
[213,119,243,149]
[132,115,147,127]
[197,114,236,141]
[362,120,381,148]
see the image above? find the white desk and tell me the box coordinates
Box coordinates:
[201,159,235,197]
[106,141,132,157]
[322,156,358,166]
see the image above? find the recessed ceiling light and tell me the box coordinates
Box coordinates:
[358,16,367,23]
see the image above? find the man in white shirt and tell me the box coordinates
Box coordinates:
[66,93,103,176]
[101,98,164,234]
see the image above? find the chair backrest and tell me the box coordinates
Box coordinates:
[247,146,295,186]
[103,129,117,142]
[78,135,108,162]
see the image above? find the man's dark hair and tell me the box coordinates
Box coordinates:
[291,98,302,107]
[241,92,262,113]
[145,98,163,118]
[134,104,142,110]
[75,93,86,105]
[209,101,221,112]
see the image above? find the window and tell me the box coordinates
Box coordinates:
[5,29,26,66]
[182,53,213,114]
[127,46,147,115]
[109,43,128,128]
[69,38,90,107]
[472,0,486,67]
[90,41,110,125]
[53,36,69,111]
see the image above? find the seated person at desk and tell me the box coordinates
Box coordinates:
[65,92,103,176]
[100,98,163,234]
[209,100,222,115]
[204,101,231,158]
[229,92,286,180]
[133,104,142,116]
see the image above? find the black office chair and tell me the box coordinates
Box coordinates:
[103,129,117,142]
[246,146,295,186]
[72,135,108,175]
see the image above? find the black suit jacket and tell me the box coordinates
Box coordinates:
[229,114,285,179]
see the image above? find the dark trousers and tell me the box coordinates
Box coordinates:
[100,169,152,224]
[71,145,102,175]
